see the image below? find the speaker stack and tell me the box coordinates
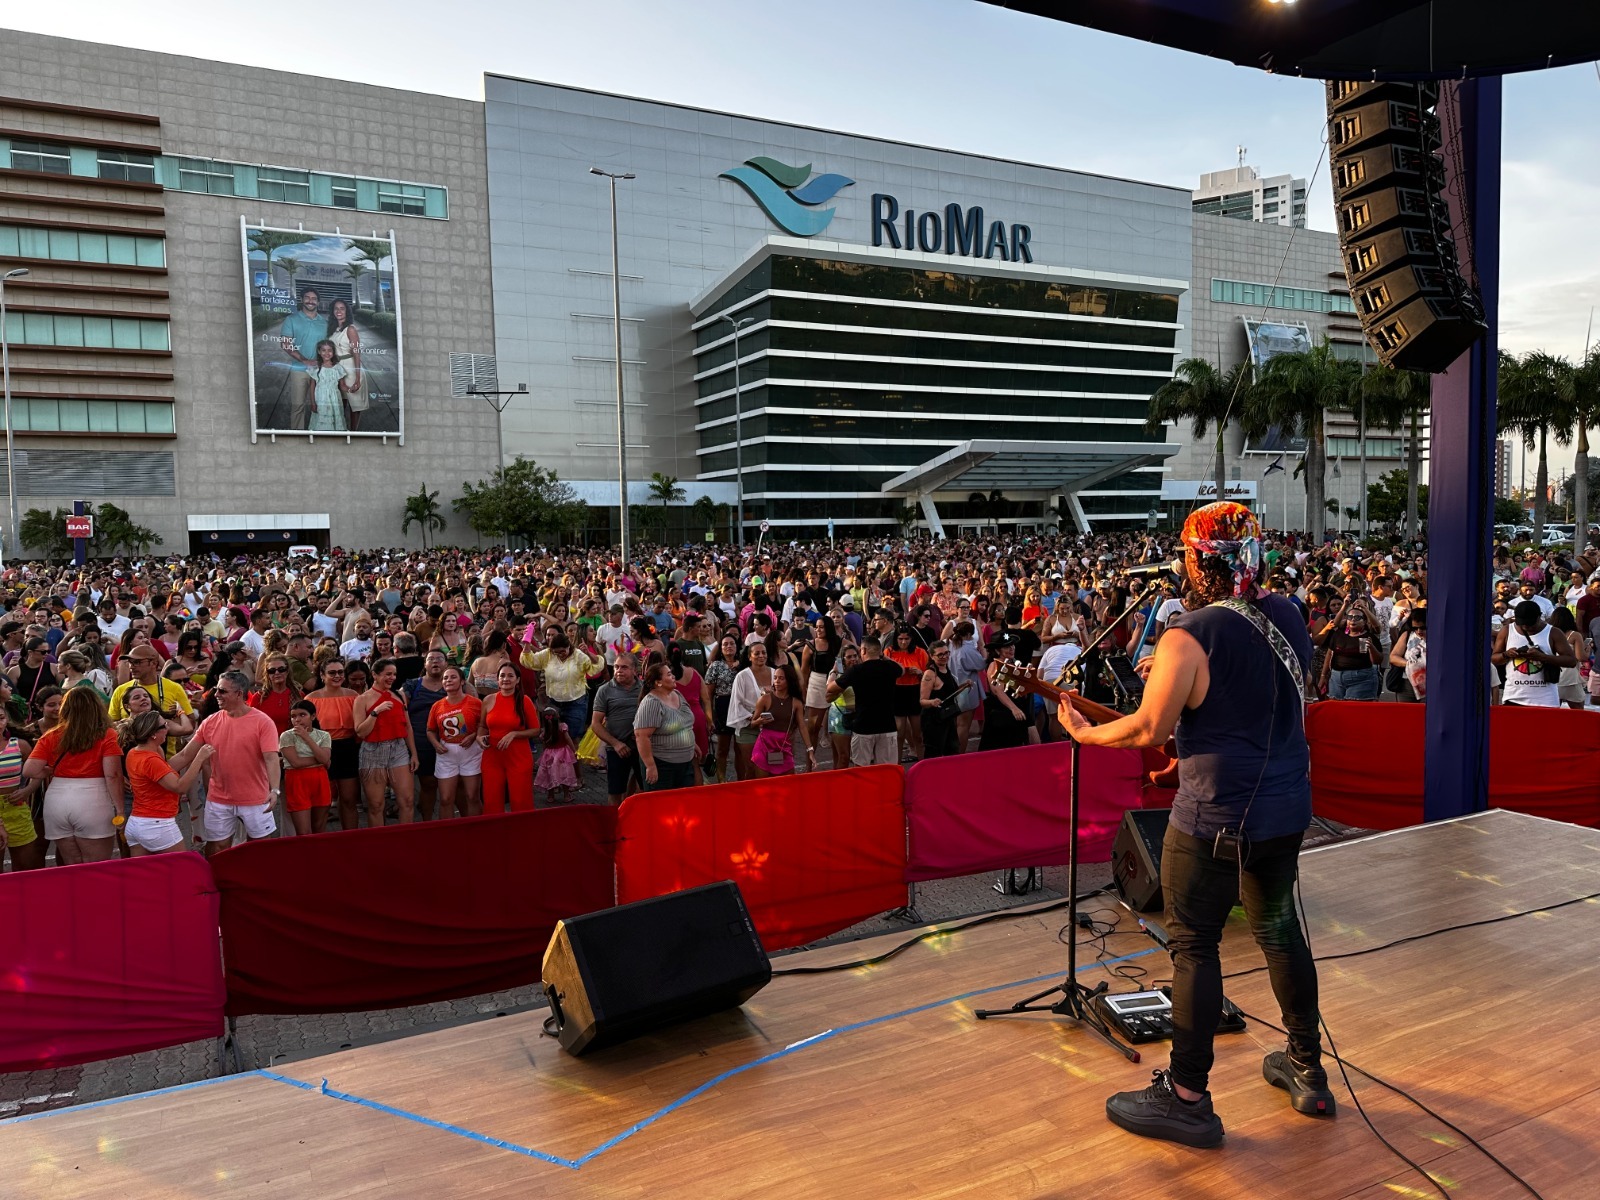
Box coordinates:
[1327,80,1486,372]
[1111,809,1169,914]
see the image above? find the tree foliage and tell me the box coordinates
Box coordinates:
[1147,357,1251,498]
[648,472,686,507]
[1243,340,1360,540]
[1364,469,1431,529]
[402,484,446,548]
[453,458,586,545]
[19,502,160,560]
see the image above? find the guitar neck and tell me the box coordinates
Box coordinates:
[992,663,1125,726]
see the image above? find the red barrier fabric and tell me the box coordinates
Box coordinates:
[614,765,906,952]
[0,854,223,1072]
[903,742,1144,883]
[1487,706,1600,826]
[1307,701,1425,829]
[214,805,617,1016]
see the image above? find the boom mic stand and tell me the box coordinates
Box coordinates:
[973,604,1150,1060]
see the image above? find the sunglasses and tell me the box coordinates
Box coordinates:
[267,667,288,675]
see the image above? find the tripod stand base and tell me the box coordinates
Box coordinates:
[973,978,1140,1061]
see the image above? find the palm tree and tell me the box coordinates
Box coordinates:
[1360,364,1431,541]
[245,229,314,283]
[275,255,303,291]
[647,472,686,508]
[1498,350,1575,545]
[344,261,369,308]
[1570,348,1600,555]
[1147,358,1251,501]
[402,484,446,549]
[1243,340,1361,542]
[347,239,392,313]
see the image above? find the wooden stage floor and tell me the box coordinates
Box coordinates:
[6,808,1600,1199]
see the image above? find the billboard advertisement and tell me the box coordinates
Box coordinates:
[242,221,403,439]
[1241,317,1311,456]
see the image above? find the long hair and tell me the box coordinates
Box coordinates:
[56,686,111,756]
[490,664,529,730]
[118,710,166,753]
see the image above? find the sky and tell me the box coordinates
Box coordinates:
[9,1,1600,466]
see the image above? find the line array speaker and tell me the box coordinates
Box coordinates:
[1327,79,1486,372]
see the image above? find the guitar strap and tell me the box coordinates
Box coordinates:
[1211,599,1315,711]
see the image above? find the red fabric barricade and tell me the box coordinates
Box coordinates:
[0,854,223,1072]
[214,805,617,1016]
[1307,700,1425,829]
[903,741,1144,882]
[1489,705,1600,826]
[614,765,906,952]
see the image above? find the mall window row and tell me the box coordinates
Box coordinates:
[0,223,165,268]
[1211,277,1356,315]
[1,138,447,219]
[2,311,170,351]
[8,398,174,435]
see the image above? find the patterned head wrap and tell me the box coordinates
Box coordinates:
[1180,502,1263,600]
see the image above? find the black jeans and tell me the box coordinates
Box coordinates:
[1161,824,1322,1094]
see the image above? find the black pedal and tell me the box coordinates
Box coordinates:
[1095,990,1173,1043]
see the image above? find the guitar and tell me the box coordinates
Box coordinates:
[990,659,1180,790]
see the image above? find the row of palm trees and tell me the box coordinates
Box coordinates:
[1149,340,1600,544]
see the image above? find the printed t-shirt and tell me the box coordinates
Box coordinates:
[126,747,179,819]
[28,726,120,778]
[427,694,483,746]
[191,708,279,807]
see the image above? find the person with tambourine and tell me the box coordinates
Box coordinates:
[1056,501,1331,1150]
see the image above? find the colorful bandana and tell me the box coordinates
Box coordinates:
[1181,502,1263,600]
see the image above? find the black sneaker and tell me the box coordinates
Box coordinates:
[1105,1070,1225,1148]
[1263,1050,1337,1116]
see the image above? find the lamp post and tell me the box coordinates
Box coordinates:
[590,168,635,567]
[0,268,27,561]
[723,314,755,549]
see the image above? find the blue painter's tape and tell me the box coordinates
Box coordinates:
[0,1070,262,1126]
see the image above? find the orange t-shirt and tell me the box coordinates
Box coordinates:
[427,694,483,746]
[885,646,929,687]
[126,747,178,819]
[28,726,120,778]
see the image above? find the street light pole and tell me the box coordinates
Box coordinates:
[723,314,755,549]
[590,168,635,567]
[0,268,28,562]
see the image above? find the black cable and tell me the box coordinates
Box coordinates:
[770,891,1109,977]
[1222,886,1600,983]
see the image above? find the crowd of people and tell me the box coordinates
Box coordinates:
[0,524,1590,871]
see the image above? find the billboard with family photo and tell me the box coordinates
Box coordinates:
[241,221,403,438]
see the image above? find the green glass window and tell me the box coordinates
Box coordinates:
[329,176,358,209]
[97,150,157,184]
[257,167,311,204]
[10,140,71,174]
[377,182,426,216]
[0,224,165,269]
[1210,277,1356,315]
[10,398,171,434]
[174,157,236,195]
[3,311,169,351]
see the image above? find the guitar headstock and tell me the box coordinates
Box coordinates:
[991,659,1063,702]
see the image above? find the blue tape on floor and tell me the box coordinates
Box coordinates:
[255,946,1161,1171]
[0,1071,256,1126]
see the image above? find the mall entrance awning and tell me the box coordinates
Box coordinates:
[880,438,1177,534]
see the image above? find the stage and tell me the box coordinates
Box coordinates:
[5,808,1598,1198]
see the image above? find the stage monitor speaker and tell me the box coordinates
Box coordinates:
[1326,79,1485,373]
[542,881,771,1057]
[1112,809,1169,914]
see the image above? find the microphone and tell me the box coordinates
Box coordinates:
[1120,558,1183,576]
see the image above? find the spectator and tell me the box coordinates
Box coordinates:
[633,661,699,790]
[426,665,483,818]
[352,657,417,826]
[278,699,332,835]
[169,670,280,856]
[591,653,643,803]
[476,662,540,814]
[827,636,902,767]
[120,710,212,855]
[24,687,122,864]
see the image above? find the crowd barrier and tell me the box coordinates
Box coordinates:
[903,742,1143,882]
[615,765,907,951]
[0,854,223,1072]
[1308,701,1600,829]
[215,805,618,1016]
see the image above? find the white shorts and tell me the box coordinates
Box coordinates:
[43,776,115,841]
[202,799,276,843]
[125,815,185,853]
[434,740,484,779]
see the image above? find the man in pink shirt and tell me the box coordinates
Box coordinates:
[170,670,281,855]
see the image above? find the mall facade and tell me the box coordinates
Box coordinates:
[0,30,1375,550]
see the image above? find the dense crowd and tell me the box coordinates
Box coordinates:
[0,526,1591,871]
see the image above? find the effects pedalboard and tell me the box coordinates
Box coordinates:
[1092,988,1247,1044]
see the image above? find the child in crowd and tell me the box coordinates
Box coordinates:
[533,705,577,805]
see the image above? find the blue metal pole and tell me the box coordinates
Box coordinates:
[1424,77,1501,822]
[73,499,87,568]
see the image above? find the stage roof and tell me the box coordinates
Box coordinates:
[880,439,1177,497]
[979,1,1600,80]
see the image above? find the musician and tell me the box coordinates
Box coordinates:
[1057,502,1331,1149]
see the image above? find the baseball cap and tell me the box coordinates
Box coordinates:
[840,594,855,607]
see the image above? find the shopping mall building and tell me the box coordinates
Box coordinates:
[0,30,1386,551]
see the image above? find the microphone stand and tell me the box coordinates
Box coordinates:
[973,592,1153,1061]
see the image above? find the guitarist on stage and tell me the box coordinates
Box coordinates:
[1056,501,1333,1149]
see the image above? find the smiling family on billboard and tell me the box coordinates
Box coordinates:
[242,223,403,437]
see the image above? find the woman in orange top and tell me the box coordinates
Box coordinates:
[24,688,123,864]
[476,662,540,814]
[426,666,483,818]
[305,659,360,833]
[885,625,930,761]
[120,711,212,855]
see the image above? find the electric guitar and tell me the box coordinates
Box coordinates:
[990,659,1180,789]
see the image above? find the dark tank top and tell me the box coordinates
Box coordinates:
[1167,594,1312,842]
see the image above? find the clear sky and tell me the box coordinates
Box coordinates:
[9,1,1599,473]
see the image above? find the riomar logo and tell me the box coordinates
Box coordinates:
[720,157,854,237]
